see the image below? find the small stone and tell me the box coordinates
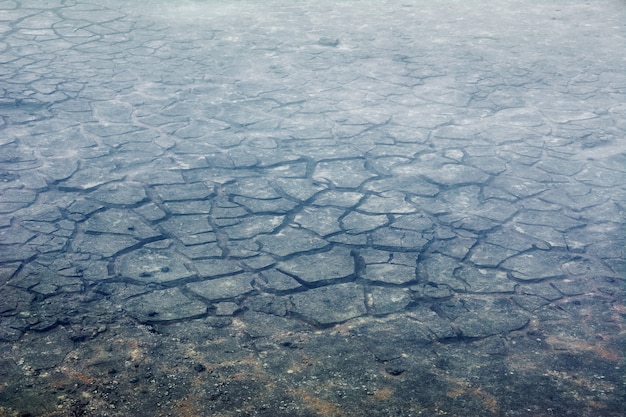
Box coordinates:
[193,363,207,372]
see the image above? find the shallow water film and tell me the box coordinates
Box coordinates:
[1,0,625,416]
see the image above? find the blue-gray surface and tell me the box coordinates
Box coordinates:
[0,1,625,416]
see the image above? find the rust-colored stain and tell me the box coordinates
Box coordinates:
[446,378,499,414]
[329,317,367,336]
[545,334,622,363]
[170,394,204,417]
[371,386,394,400]
[613,303,626,315]
[58,366,95,385]
[545,369,616,395]
[126,338,144,362]
[226,370,267,382]
[290,388,347,417]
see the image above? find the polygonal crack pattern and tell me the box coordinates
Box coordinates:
[0,1,624,416]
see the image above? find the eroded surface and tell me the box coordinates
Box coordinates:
[0,1,625,416]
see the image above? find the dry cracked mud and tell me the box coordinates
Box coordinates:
[0,1,625,416]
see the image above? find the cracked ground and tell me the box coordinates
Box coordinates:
[0,1,625,416]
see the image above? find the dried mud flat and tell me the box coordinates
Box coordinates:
[0,1,625,416]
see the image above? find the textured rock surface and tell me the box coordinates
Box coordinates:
[0,1,624,416]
